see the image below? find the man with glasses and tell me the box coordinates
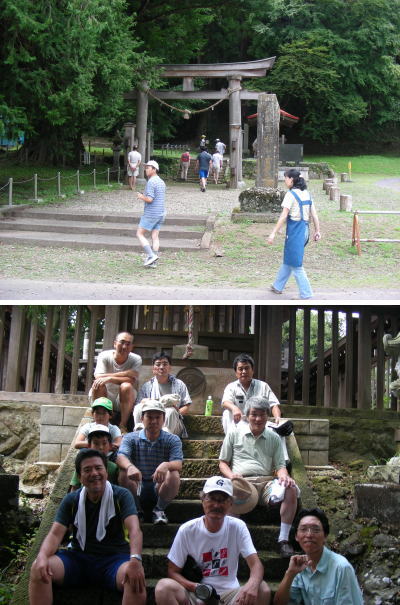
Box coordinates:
[133,351,191,437]
[274,508,363,604]
[90,331,142,434]
[219,396,299,558]
[154,475,271,605]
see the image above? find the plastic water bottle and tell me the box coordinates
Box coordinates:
[205,395,213,416]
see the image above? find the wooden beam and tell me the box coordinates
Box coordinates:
[124,89,266,101]
[159,57,276,78]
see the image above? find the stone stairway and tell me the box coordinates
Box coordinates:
[172,159,229,184]
[11,414,317,605]
[0,208,216,252]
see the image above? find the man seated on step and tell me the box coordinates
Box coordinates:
[89,331,142,434]
[29,449,146,605]
[274,508,363,604]
[70,425,119,491]
[221,353,291,463]
[219,396,300,559]
[117,400,183,525]
[154,475,271,605]
[133,351,192,437]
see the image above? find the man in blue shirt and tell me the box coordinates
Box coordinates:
[274,508,363,604]
[136,160,166,267]
[29,449,146,605]
[196,148,212,192]
[117,400,183,525]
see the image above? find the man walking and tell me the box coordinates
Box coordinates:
[196,147,212,192]
[136,160,166,267]
[154,475,271,605]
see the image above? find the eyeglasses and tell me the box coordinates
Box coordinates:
[154,362,170,367]
[116,340,133,345]
[297,525,323,535]
[203,494,231,504]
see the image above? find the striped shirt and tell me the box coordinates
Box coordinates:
[143,174,166,219]
[118,429,183,480]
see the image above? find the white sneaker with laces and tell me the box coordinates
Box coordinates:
[152,510,168,524]
[144,254,159,266]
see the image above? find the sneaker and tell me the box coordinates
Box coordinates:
[279,541,294,558]
[152,510,168,525]
[146,261,157,269]
[144,254,159,266]
[270,284,282,294]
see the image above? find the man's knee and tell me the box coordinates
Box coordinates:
[119,382,135,398]
[155,578,183,601]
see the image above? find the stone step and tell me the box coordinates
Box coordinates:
[0,230,203,251]
[141,547,289,581]
[182,439,222,459]
[3,209,211,227]
[0,217,203,240]
[182,458,221,476]
[142,522,283,550]
[163,498,283,525]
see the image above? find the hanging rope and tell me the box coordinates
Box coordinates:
[183,305,194,359]
[146,87,242,119]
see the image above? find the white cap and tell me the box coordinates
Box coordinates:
[88,423,110,435]
[203,476,233,497]
[144,160,159,171]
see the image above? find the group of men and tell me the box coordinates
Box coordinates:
[196,137,226,192]
[29,331,364,604]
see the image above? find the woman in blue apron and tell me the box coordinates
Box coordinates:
[268,169,321,299]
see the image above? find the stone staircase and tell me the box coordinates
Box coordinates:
[172,159,229,184]
[0,208,216,252]
[11,414,317,605]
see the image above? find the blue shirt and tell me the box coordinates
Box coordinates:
[118,429,183,480]
[143,174,166,219]
[289,546,364,604]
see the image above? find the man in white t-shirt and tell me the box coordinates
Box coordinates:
[90,331,142,433]
[211,151,223,184]
[127,145,141,190]
[215,138,226,155]
[154,476,270,605]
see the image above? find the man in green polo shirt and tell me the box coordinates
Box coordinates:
[219,396,299,558]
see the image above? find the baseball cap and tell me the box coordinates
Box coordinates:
[203,476,233,497]
[215,138,220,142]
[144,160,159,171]
[141,400,166,415]
[91,397,113,412]
[88,423,110,436]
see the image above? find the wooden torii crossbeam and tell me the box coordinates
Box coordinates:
[125,57,276,188]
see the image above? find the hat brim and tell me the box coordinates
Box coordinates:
[231,478,259,514]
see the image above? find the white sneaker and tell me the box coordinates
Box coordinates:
[152,510,168,524]
[144,254,159,266]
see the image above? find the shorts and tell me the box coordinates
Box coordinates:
[127,166,139,177]
[199,169,209,178]
[183,586,240,605]
[56,550,129,591]
[138,214,165,231]
[245,476,300,506]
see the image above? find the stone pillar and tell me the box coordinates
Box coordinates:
[137,83,149,181]
[228,76,243,189]
[5,306,25,391]
[243,123,249,154]
[256,93,280,188]
[123,122,136,167]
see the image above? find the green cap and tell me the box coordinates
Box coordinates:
[91,397,113,412]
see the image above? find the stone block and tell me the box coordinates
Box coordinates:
[292,419,310,434]
[61,444,71,459]
[41,425,77,444]
[300,450,309,465]
[63,406,88,426]
[355,483,400,525]
[296,435,329,451]
[238,187,284,213]
[366,465,400,483]
[307,450,329,466]
[41,405,63,425]
[40,443,62,462]
[309,419,329,435]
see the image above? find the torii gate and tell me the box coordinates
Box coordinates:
[124,57,276,188]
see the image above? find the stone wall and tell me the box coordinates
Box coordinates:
[39,405,90,463]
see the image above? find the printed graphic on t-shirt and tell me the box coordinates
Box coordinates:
[202,548,228,576]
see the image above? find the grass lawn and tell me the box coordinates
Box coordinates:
[0,155,399,293]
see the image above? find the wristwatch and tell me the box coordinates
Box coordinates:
[130,554,142,562]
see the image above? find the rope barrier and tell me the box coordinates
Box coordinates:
[37,175,58,182]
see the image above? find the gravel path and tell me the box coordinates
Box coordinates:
[43,183,240,215]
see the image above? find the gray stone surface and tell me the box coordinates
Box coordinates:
[238,186,284,213]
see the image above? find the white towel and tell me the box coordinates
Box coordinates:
[150,378,161,400]
[74,480,116,550]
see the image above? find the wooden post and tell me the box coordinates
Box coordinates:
[256,93,280,188]
[343,311,355,408]
[55,306,68,394]
[25,320,38,392]
[330,310,339,407]
[340,194,352,211]
[357,309,371,409]
[376,313,385,409]
[352,213,362,255]
[85,306,99,394]
[287,308,296,404]
[228,76,242,189]
[302,308,311,405]
[103,306,121,349]
[137,83,149,180]
[329,186,340,202]
[70,307,83,394]
[39,307,54,393]
[5,306,25,391]
[316,310,325,406]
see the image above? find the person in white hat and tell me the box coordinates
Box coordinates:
[155,475,271,605]
[219,396,300,558]
[136,159,166,267]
